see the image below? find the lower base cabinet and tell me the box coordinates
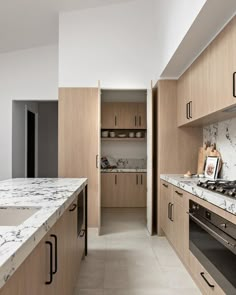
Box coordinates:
[101,172,146,207]
[0,194,86,295]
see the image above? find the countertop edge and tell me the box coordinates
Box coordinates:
[0,179,88,290]
[160,174,236,216]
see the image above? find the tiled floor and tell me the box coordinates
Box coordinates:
[74,208,201,295]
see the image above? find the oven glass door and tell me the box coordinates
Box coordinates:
[189,216,236,293]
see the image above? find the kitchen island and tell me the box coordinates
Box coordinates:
[0,178,87,294]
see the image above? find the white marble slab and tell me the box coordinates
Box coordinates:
[0,178,87,289]
[101,168,147,173]
[160,174,236,215]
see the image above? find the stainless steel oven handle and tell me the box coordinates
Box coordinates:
[188,212,236,248]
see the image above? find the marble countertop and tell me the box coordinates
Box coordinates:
[101,168,147,173]
[160,174,236,215]
[0,178,87,289]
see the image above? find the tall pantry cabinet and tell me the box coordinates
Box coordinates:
[58,88,100,228]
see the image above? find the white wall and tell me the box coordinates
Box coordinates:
[59,0,207,86]
[0,45,58,180]
[153,0,206,77]
[59,0,158,88]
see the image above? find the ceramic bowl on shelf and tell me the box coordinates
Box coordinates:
[118,134,126,138]
[102,131,109,138]
[136,132,142,138]
[110,131,116,138]
[129,132,135,138]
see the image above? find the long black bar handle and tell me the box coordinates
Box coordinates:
[139,116,141,127]
[45,241,53,285]
[85,185,88,256]
[50,234,58,275]
[189,101,193,119]
[186,103,189,119]
[115,115,117,126]
[168,202,171,220]
[170,203,174,222]
[136,174,138,185]
[141,174,143,185]
[233,72,236,97]
[115,174,117,185]
[135,116,137,126]
[200,272,215,288]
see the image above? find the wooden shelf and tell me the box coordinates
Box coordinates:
[101,137,146,141]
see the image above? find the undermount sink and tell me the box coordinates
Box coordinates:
[0,207,40,226]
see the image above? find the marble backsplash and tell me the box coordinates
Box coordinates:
[203,117,236,180]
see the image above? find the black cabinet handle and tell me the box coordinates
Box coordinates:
[168,202,171,220]
[50,235,58,275]
[141,174,143,185]
[175,190,183,197]
[135,116,137,126]
[136,174,138,185]
[170,203,174,222]
[233,72,236,97]
[200,272,214,288]
[45,241,53,285]
[69,203,77,212]
[115,175,117,185]
[115,115,117,126]
[186,103,189,119]
[79,229,85,238]
[139,116,141,126]
[189,101,192,119]
[162,183,168,188]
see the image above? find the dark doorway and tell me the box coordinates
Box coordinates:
[27,110,35,177]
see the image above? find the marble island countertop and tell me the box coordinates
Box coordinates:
[160,174,236,215]
[101,168,147,173]
[0,178,87,289]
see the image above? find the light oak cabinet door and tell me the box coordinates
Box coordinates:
[101,173,146,207]
[59,87,99,227]
[177,68,192,126]
[208,16,236,112]
[101,102,146,129]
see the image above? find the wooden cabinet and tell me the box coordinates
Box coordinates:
[59,87,100,228]
[0,196,85,295]
[101,102,146,129]
[189,252,225,295]
[160,182,189,263]
[101,173,146,207]
[177,16,236,126]
[177,68,192,126]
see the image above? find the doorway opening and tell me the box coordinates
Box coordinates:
[12,101,58,178]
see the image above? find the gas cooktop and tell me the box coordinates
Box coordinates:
[197,180,236,198]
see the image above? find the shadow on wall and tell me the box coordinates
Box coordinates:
[12,101,58,178]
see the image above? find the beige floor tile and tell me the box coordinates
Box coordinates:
[103,288,202,295]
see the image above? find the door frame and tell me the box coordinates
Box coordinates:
[25,105,38,178]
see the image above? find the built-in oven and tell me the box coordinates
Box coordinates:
[77,186,88,256]
[189,200,236,294]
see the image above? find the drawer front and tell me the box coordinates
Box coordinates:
[173,186,185,207]
[189,253,225,295]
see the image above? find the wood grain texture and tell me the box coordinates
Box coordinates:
[101,173,146,208]
[58,87,100,227]
[156,80,202,235]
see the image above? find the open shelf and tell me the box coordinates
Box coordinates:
[101,137,146,141]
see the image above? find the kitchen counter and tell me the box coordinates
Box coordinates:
[160,174,236,215]
[101,168,147,173]
[0,178,87,289]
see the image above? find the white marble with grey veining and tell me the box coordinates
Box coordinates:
[203,117,236,180]
[160,174,236,215]
[0,178,87,289]
[101,168,147,173]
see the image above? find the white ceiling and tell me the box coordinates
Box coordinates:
[0,0,135,53]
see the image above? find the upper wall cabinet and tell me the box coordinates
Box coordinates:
[101,102,146,129]
[177,16,236,127]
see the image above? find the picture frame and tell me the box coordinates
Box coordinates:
[204,156,220,179]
